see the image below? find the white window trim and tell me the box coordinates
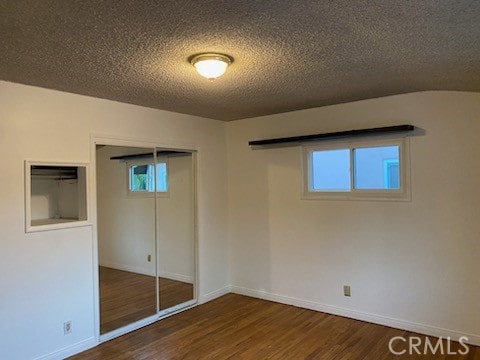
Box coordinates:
[302,137,411,201]
[126,157,169,198]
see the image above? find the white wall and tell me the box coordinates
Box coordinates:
[31,177,85,223]
[31,179,59,220]
[226,91,480,344]
[97,146,194,282]
[0,80,228,360]
[57,180,80,219]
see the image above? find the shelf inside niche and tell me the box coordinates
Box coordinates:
[31,218,80,226]
[26,161,89,232]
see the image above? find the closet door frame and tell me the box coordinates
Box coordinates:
[90,134,199,344]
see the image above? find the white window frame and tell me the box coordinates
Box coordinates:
[126,157,169,198]
[302,137,411,201]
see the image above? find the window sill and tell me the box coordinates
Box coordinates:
[127,191,170,199]
[27,219,92,233]
[301,191,411,202]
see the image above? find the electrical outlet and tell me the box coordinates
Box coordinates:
[147,254,151,262]
[343,285,351,297]
[64,321,72,335]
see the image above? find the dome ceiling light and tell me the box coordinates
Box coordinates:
[190,53,233,80]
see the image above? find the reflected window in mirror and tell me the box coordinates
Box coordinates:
[127,160,168,197]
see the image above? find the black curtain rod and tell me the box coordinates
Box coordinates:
[248,125,415,146]
[110,150,191,161]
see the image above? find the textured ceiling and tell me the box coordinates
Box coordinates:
[1,1,479,121]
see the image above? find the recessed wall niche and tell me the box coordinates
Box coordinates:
[25,161,88,232]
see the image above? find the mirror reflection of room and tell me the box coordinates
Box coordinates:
[96,145,194,335]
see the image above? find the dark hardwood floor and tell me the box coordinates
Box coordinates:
[73,293,479,359]
[100,266,194,334]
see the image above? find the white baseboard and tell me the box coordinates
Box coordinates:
[100,262,154,277]
[33,337,97,360]
[199,285,231,304]
[100,262,194,283]
[230,285,480,347]
[159,271,194,284]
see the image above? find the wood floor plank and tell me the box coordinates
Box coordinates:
[99,267,194,334]
[72,293,480,359]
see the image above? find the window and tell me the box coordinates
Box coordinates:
[127,161,168,196]
[303,138,410,200]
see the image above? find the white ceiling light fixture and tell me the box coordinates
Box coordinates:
[190,53,233,80]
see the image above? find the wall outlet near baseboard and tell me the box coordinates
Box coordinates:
[343,285,351,297]
[64,321,72,335]
[147,254,151,262]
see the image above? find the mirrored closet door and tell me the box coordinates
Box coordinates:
[156,151,195,311]
[96,145,196,336]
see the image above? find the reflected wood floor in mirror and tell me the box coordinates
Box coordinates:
[100,266,194,334]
